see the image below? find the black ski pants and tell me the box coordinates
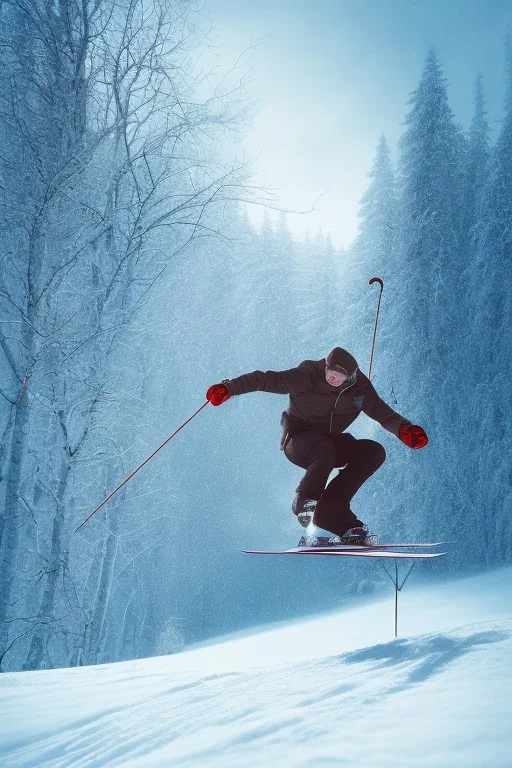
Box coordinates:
[284,431,386,536]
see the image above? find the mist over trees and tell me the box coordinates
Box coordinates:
[1,1,510,673]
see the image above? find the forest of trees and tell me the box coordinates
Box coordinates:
[0,0,510,672]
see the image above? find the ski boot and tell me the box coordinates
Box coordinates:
[298,525,378,548]
[298,532,341,548]
[297,524,343,547]
[292,494,318,528]
[338,526,378,546]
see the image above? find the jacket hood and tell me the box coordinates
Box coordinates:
[325,347,358,375]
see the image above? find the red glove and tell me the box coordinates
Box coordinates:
[399,424,428,449]
[206,383,231,406]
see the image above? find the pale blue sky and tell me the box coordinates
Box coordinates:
[207,0,512,247]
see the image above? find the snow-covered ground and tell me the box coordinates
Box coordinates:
[1,565,511,768]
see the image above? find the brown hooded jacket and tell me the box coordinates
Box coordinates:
[223,347,411,446]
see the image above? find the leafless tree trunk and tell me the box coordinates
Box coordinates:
[0,0,255,670]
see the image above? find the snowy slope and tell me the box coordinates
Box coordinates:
[1,566,511,768]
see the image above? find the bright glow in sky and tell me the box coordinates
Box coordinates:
[208,0,511,248]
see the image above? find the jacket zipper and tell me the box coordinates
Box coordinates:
[329,379,357,434]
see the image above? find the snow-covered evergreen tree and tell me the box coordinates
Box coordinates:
[347,134,398,389]
[468,33,512,565]
[462,74,491,252]
[391,48,469,555]
[352,135,397,280]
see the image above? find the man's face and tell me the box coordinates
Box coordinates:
[325,366,349,388]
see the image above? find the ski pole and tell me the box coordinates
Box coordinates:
[74,400,210,533]
[368,277,384,381]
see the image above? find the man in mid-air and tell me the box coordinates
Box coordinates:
[206,347,428,545]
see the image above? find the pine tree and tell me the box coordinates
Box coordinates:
[347,135,398,379]
[392,48,468,551]
[397,48,466,349]
[469,31,512,565]
[462,74,490,252]
[353,135,397,280]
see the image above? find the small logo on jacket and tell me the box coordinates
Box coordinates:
[354,396,364,410]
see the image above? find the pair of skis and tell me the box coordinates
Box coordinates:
[241,542,446,559]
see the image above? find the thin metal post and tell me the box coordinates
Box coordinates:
[394,562,398,637]
[380,560,415,639]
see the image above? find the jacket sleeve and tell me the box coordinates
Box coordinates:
[224,362,314,396]
[360,380,412,438]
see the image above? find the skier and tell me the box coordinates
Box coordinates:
[206,347,428,545]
